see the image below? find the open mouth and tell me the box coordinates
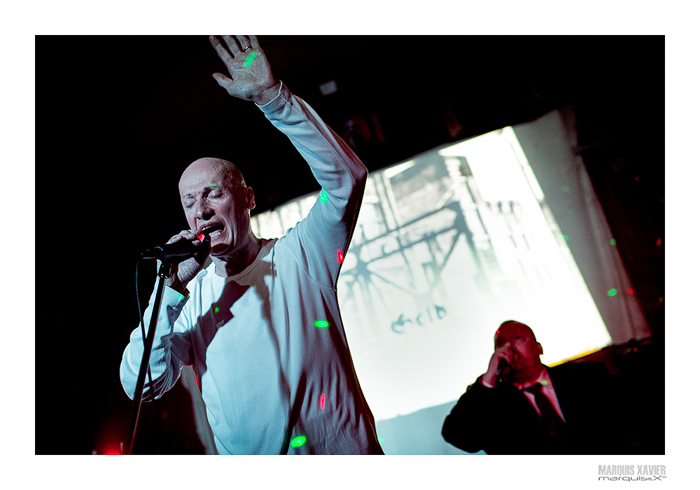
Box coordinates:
[201,224,225,238]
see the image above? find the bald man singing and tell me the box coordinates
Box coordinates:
[442,320,628,454]
[120,36,383,455]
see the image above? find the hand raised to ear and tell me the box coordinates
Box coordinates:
[209,35,280,105]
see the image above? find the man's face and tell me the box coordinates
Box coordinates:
[178,160,255,257]
[494,322,543,378]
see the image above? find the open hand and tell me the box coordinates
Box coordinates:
[209,35,280,105]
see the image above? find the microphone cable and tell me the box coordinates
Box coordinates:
[133,256,160,454]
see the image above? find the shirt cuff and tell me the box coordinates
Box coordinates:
[255,80,285,109]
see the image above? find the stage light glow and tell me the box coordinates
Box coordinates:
[627,289,634,295]
[337,250,344,264]
[610,239,616,245]
[563,234,569,241]
[214,306,220,313]
[243,52,257,67]
[319,393,326,409]
[319,188,328,203]
[315,320,329,328]
[290,435,307,448]
[608,289,618,297]
[656,238,662,246]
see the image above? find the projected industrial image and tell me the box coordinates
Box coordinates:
[251,114,620,454]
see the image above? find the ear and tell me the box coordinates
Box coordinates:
[537,342,543,356]
[245,186,256,210]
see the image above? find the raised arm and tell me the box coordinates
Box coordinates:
[209,35,368,287]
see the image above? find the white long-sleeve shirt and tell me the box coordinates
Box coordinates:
[120,83,383,455]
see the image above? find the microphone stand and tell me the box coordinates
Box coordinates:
[123,260,171,455]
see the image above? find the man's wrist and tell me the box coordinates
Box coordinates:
[253,80,282,106]
[480,374,496,388]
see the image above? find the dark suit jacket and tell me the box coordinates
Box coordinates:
[442,362,628,454]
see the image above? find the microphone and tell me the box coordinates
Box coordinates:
[140,231,211,260]
[495,358,511,385]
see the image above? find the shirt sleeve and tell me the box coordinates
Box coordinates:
[257,82,368,288]
[119,286,194,401]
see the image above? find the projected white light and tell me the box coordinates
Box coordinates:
[251,122,613,423]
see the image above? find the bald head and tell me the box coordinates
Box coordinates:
[180,157,246,193]
[495,320,537,344]
[494,320,543,384]
[177,156,257,262]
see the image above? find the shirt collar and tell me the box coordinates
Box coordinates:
[515,366,553,391]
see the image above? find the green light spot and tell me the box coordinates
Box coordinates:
[378,437,384,444]
[319,188,328,203]
[214,306,220,313]
[610,239,616,245]
[315,320,329,328]
[540,379,548,386]
[290,435,307,448]
[562,234,569,241]
[608,289,617,297]
[658,297,664,303]
[562,186,570,192]
[242,52,257,67]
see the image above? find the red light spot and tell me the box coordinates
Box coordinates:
[627,288,634,295]
[495,329,500,334]
[656,238,662,246]
[197,233,205,241]
[337,250,344,264]
[319,393,326,409]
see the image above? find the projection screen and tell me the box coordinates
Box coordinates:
[246,105,651,454]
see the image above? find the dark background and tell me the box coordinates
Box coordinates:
[35,35,664,454]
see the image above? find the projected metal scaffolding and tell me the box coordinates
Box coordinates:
[251,124,612,421]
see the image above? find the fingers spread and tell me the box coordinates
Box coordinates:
[209,35,234,65]
[222,35,243,55]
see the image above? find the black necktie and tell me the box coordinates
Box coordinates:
[525,383,568,449]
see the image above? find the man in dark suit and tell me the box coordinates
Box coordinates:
[442,320,628,454]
